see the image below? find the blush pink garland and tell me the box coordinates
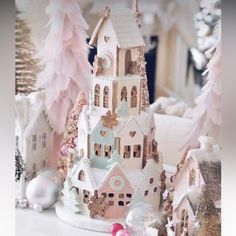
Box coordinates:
[36,0,92,135]
[184,37,221,147]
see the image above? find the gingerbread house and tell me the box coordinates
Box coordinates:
[59,6,162,221]
[173,136,221,235]
[15,91,53,179]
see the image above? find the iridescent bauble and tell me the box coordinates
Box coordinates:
[110,223,124,236]
[116,228,131,236]
[125,202,160,236]
[26,169,62,210]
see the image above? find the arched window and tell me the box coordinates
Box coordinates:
[78,170,85,181]
[94,84,100,107]
[131,86,137,108]
[121,87,127,101]
[180,209,189,234]
[125,50,131,75]
[103,86,109,108]
[189,169,196,186]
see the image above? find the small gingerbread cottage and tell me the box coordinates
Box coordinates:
[173,136,221,235]
[15,91,53,179]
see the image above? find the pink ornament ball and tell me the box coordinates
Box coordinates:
[110,223,123,236]
[116,228,131,236]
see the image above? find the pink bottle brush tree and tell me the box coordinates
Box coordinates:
[36,0,92,167]
[184,36,221,148]
[61,91,87,156]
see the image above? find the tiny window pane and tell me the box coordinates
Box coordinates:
[123,145,131,159]
[144,190,148,196]
[108,193,114,198]
[118,201,124,206]
[126,193,132,198]
[119,193,124,198]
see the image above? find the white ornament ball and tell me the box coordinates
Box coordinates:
[26,173,60,210]
[125,202,160,236]
[33,203,43,212]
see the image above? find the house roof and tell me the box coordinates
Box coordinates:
[15,91,53,138]
[89,7,145,48]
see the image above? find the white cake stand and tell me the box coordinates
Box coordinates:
[55,201,125,233]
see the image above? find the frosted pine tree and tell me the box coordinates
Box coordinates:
[61,177,81,213]
[36,0,91,134]
[15,8,39,95]
[185,37,221,147]
[36,0,91,165]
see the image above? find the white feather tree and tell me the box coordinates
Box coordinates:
[36,0,92,135]
[185,37,221,147]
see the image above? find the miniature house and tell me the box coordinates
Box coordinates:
[89,7,145,116]
[173,136,221,235]
[63,6,163,220]
[15,91,53,179]
[75,7,161,172]
[69,158,161,219]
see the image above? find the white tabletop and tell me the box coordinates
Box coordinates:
[16,208,109,236]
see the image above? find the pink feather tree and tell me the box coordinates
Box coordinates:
[184,37,221,148]
[36,0,92,167]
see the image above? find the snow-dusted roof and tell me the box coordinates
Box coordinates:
[15,91,52,138]
[89,8,145,49]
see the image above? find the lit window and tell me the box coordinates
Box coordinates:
[104,145,112,158]
[32,135,37,151]
[83,190,90,204]
[123,146,131,158]
[130,86,137,108]
[180,210,189,234]
[109,201,114,206]
[42,132,46,148]
[78,170,85,181]
[121,87,127,101]
[94,84,100,107]
[94,143,102,156]
[119,193,124,198]
[103,86,109,108]
[133,145,141,158]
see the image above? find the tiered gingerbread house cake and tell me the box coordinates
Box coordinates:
[57,6,163,224]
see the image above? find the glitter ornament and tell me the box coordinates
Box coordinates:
[125,202,160,236]
[116,228,131,236]
[26,169,62,210]
[110,223,124,236]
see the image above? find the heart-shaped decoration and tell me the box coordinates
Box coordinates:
[100,130,107,136]
[129,131,136,137]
